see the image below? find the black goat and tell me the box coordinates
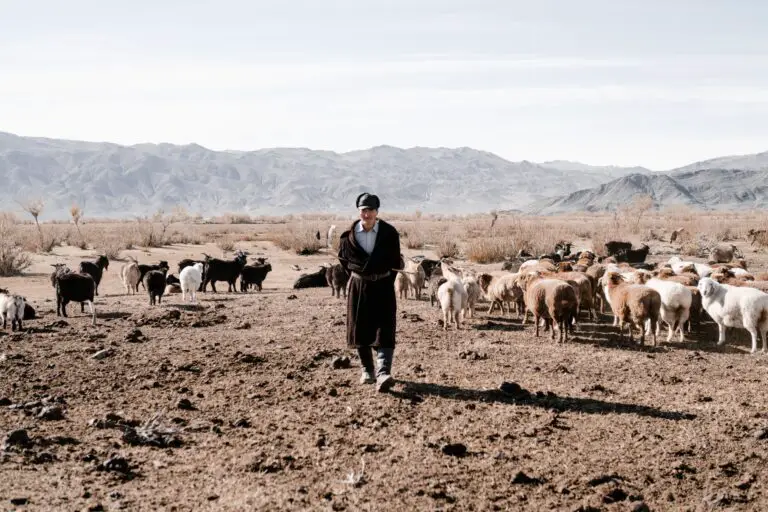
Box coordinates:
[293,267,329,289]
[615,244,650,264]
[50,263,71,288]
[604,241,632,257]
[203,251,248,292]
[240,263,273,292]
[166,273,180,286]
[144,269,168,305]
[325,263,349,298]
[178,259,207,292]
[78,255,109,296]
[138,261,170,290]
[55,272,96,325]
[417,258,441,280]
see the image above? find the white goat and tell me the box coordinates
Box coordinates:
[0,293,25,331]
[462,274,482,319]
[438,278,468,330]
[180,262,204,303]
[698,277,768,353]
[121,259,141,294]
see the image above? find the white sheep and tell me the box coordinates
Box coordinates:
[634,271,692,342]
[698,277,768,353]
[180,262,204,303]
[461,274,482,319]
[403,259,426,299]
[437,277,468,330]
[0,293,25,331]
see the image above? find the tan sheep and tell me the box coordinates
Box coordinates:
[551,270,596,321]
[479,273,524,317]
[394,271,410,299]
[403,259,427,299]
[521,274,579,342]
[602,272,662,345]
[656,267,698,287]
[709,243,742,264]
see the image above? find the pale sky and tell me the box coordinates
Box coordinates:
[2,0,767,170]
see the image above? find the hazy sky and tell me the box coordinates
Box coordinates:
[2,0,767,170]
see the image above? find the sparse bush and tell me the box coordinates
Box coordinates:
[273,225,325,255]
[0,213,32,276]
[465,237,511,264]
[100,241,124,260]
[217,239,236,252]
[405,226,425,249]
[436,236,459,259]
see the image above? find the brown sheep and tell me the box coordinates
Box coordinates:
[585,264,607,312]
[478,273,524,317]
[522,275,579,342]
[656,267,699,286]
[685,285,703,333]
[602,272,662,345]
[546,270,595,321]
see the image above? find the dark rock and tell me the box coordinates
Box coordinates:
[499,381,531,399]
[603,488,628,503]
[232,418,251,428]
[234,321,251,330]
[38,405,65,421]
[630,502,650,512]
[10,498,29,506]
[736,474,755,490]
[441,443,467,457]
[331,356,351,369]
[753,428,768,440]
[4,429,31,448]
[0,397,11,406]
[124,329,145,343]
[177,398,195,410]
[511,471,543,485]
[98,457,130,474]
[31,451,56,464]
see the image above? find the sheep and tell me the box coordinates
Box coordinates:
[669,258,712,278]
[615,244,650,264]
[178,259,207,292]
[180,262,204,303]
[521,275,578,342]
[120,258,141,294]
[709,243,742,264]
[437,278,467,330]
[478,273,524,317]
[519,259,557,273]
[324,263,349,298]
[54,272,96,325]
[0,293,25,330]
[78,255,109,296]
[203,250,248,292]
[462,274,482,319]
[144,269,168,305]
[605,241,632,257]
[656,267,698,287]
[240,263,273,292]
[634,271,692,342]
[685,286,703,333]
[602,272,661,345]
[550,271,595,321]
[698,277,768,353]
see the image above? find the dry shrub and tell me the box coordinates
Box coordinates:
[167,230,203,245]
[100,240,124,261]
[0,213,32,276]
[274,224,325,255]
[436,236,459,259]
[465,237,511,264]
[404,226,425,249]
[217,239,236,252]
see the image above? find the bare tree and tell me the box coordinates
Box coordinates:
[490,210,499,231]
[70,203,85,247]
[18,199,45,250]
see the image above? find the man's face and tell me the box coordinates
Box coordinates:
[359,207,378,228]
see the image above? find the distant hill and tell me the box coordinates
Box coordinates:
[2,131,766,218]
[0,132,645,219]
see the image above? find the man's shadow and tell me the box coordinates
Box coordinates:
[390,380,695,421]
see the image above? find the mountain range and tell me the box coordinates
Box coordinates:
[0,131,766,219]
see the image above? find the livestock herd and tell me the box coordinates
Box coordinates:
[3,232,768,355]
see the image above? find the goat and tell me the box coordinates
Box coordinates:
[203,250,248,292]
[166,274,180,286]
[462,274,482,319]
[0,292,25,330]
[427,268,447,308]
[240,263,273,292]
[138,261,170,290]
[78,255,109,296]
[327,225,337,249]
[403,260,427,299]
[698,277,768,353]
[418,258,441,280]
[325,263,349,298]
[144,269,168,305]
[55,272,96,325]
[605,241,632,257]
[615,244,650,264]
[120,257,141,294]
[438,278,467,330]
[180,263,204,303]
[178,259,207,292]
[293,267,330,289]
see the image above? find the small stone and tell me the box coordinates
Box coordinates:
[499,381,531,399]
[753,428,768,440]
[630,501,650,512]
[10,498,29,506]
[91,348,115,360]
[328,388,338,397]
[441,443,467,457]
[603,488,628,503]
[234,321,251,330]
[735,473,755,490]
[177,398,195,410]
[287,294,298,300]
[38,405,65,421]
[511,471,543,485]
[331,356,351,369]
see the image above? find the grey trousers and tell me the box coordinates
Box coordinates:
[358,346,394,377]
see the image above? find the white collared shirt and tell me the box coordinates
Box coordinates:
[354,220,379,255]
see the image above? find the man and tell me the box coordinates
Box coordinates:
[338,193,403,392]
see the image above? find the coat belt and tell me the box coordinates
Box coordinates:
[351,271,391,282]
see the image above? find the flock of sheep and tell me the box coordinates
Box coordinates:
[383,238,768,354]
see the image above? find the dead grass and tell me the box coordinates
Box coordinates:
[272,223,326,255]
[465,237,511,264]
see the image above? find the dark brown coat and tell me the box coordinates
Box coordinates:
[338,219,402,348]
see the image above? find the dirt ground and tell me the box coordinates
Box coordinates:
[3,237,768,511]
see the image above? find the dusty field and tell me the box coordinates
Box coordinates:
[3,235,768,511]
